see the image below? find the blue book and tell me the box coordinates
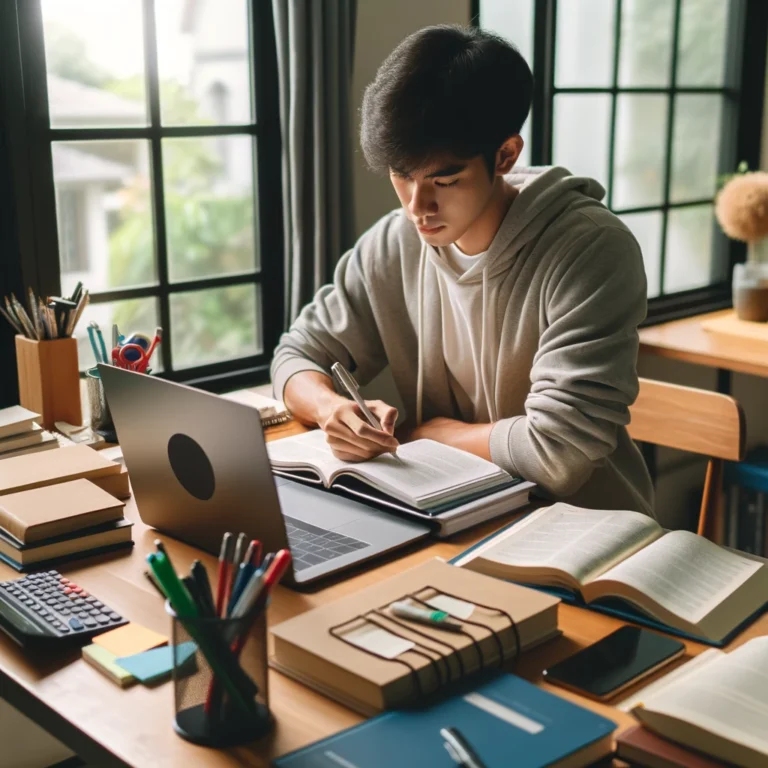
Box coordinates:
[274,673,616,768]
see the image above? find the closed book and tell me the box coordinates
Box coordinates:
[617,726,726,768]
[0,518,133,570]
[0,432,60,460]
[0,406,39,440]
[274,672,616,768]
[270,558,560,715]
[0,479,125,544]
[0,423,45,454]
[89,466,131,500]
[0,444,120,497]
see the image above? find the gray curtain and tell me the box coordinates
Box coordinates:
[272,0,357,326]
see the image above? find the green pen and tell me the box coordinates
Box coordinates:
[390,601,464,632]
[147,554,257,713]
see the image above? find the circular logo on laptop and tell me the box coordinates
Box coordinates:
[167,433,215,501]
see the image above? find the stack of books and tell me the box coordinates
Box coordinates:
[0,478,133,570]
[0,406,60,460]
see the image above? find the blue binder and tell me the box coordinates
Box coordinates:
[274,673,616,768]
[450,515,767,648]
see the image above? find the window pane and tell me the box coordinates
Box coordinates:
[53,141,157,298]
[170,284,261,368]
[163,136,257,283]
[555,0,616,87]
[670,95,724,203]
[553,95,611,185]
[76,298,161,372]
[481,0,535,64]
[676,0,730,87]
[155,0,253,125]
[619,211,663,298]
[663,205,720,293]
[618,0,674,87]
[42,0,147,128]
[613,95,668,209]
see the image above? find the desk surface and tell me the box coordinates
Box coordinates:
[1,424,766,768]
[639,309,768,377]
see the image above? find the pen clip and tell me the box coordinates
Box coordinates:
[331,362,359,393]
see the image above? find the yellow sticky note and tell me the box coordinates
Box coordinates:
[82,644,136,688]
[93,623,167,657]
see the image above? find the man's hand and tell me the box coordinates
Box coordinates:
[400,417,494,461]
[318,397,399,462]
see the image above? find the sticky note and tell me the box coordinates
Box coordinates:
[93,623,167,658]
[82,644,136,688]
[342,623,414,659]
[117,642,197,684]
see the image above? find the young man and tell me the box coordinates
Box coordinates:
[271,25,653,516]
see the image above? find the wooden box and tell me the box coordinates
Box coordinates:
[15,335,82,429]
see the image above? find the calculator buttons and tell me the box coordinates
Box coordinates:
[69,618,84,631]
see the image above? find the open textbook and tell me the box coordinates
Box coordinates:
[626,637,768,768]
[266,429,522,512]
[454,503,768,643]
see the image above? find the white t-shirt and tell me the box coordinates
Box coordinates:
[437,243,493,422]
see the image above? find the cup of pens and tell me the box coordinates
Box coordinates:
[147,534,290,747]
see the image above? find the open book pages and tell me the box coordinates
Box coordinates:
[266,429,514,510]
[631,637,768,768]
[455,503,768,642]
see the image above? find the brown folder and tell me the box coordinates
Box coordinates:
[0,444,120,497]
[617,725,728,768]
[270,558,560,714]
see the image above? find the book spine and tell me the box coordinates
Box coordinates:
[0,505,24,543]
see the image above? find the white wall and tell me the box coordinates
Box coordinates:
[351,0,471,237]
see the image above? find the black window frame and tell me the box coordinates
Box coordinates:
[475,0,768,326]
[1,0,283,394]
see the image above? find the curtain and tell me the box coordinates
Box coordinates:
[272,0,357,326]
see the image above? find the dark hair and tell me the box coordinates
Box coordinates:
[360,25,533,177]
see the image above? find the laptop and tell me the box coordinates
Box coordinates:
[98,365,429,585]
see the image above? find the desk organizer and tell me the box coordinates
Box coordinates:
[15,335,82,429]
[167,605,272,747]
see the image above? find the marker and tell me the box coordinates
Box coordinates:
[390,601,463,632]
[214,532,233,618]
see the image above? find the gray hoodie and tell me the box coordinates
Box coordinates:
[272,166,655,517]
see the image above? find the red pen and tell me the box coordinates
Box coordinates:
[214,532,233,619]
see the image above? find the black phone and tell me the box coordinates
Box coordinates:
[542,626,685,701]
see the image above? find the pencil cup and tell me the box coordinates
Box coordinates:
[85,367,116,440]
[15,335,82,429]
[166,603,272,747]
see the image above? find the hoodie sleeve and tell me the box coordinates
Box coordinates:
[270,223,391,401]
[489,225,647,497]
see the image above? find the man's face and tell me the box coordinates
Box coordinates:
[389,154,496,248]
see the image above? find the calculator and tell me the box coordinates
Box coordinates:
[0,570,128,648]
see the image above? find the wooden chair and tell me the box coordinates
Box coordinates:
[628,377,746,541]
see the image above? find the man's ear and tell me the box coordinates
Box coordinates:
[495,136,523,175]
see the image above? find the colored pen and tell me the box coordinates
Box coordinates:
[232,532,247,570]
[441,727,487,768]
[143,569,166,599]
[191,559,217,617]
[215,532,233,618]
[390,601,464,632]
[227,539,261,615]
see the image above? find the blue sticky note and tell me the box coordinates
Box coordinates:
[116,641,197,683]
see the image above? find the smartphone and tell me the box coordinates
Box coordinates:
[542,626,685,701]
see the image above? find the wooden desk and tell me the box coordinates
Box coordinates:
[1,424,766,767]
[639,309,768,380]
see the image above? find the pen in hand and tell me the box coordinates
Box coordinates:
[331,362,404,464]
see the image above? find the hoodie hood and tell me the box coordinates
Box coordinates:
[415,166,605,425]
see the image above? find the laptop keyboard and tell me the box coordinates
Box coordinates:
[284,516,369,571]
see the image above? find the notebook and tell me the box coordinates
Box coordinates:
[0,444,121,497]
[221,389,292,426]
[617,725,726,768]
[267,429,522,512]
[274,672,616,768]
[270,558,560,715]
[90,466,131,500]
[453,503,768,644]
[0,479,125,544]
[629,636,768,768]
[0,406,39,440]
[0,424,45,455]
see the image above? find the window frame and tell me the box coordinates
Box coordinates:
[475,0,768,326]
[5,0,284,392]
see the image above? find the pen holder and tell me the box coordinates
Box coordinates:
[15,335,82,429]
[85,367,116,441]
[166,603,272,747]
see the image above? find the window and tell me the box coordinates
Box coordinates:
[7,0,282,387]
[478,0,767,322]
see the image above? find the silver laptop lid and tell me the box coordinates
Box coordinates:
[98,365,291,562]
